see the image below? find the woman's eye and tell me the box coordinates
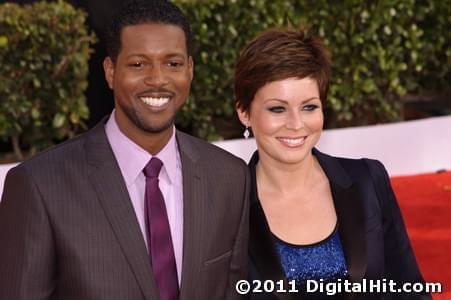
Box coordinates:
[303,104,319,111]
[268,106,285,113]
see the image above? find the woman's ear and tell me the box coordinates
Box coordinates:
[235,102,250,127]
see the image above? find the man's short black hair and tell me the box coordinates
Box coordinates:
[105,0,192,62]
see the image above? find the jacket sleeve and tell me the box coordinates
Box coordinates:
[0,166,55,299]
[225,164,250,300]
[365,159,432,300]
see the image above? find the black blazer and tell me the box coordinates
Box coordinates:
[248,149,431,300]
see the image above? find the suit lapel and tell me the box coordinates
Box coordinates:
[313,149,367,285]
[85,120,158,299]
[176,131,206,300]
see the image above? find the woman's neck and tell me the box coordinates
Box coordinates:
[256,150,321,199]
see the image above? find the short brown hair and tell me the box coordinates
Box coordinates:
[234,28,331,113]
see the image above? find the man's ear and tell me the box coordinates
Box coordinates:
[188,56,194,81]
[235,103,250,127]
[103,57,114,90]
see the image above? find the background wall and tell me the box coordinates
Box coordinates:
[214,115,451,176]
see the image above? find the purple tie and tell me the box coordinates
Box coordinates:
[143,157,179,300]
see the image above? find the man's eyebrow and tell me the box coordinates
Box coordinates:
[165,53,187,59]
[124,54,146,59]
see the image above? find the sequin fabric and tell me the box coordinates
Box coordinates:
[274,226,348,298]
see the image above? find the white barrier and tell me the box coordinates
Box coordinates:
[0,162,18,199]
[213,115,451,176]
[1,115,451,198]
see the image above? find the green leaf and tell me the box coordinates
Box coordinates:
[52,113,66,128]
[0,36,8,47]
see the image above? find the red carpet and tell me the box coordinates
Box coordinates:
[391,171,451,299]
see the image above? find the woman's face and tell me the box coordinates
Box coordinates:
[238,77,324,165]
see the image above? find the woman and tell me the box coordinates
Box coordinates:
[235,28,430,299]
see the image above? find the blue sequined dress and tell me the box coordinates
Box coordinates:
[274,224,348,299]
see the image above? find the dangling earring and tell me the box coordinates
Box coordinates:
[243,126,250,139]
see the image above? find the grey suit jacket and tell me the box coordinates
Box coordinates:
[0,120,250,300]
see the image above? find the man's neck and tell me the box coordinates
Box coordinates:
[114,111,173,155]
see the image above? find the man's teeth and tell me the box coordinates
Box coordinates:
[140,97,169,107]
[279,137,305,146]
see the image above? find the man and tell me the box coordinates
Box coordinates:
[0,1,249,299]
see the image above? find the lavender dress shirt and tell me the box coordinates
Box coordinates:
[105,112,184,284]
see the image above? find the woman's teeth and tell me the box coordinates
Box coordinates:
[278,137,305,146]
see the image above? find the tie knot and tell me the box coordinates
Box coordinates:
[143,157,163,178]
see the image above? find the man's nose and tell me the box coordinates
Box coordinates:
[144,65,168,86]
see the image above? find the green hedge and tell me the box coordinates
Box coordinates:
[0,1,96,160]
[175,0,451,140]
[1,0,449,152]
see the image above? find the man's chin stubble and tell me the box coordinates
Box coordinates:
[133,111,175,134]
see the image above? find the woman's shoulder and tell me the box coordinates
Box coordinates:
[314,148,388,177]
[313,148,393,197]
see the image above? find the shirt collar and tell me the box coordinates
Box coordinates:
[105,110,178,186]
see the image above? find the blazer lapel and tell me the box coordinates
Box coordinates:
[249,149,367,300]
[176,131,207,300]
[85,120,158,299]
[313,149,367,285]
[249,152,302,300]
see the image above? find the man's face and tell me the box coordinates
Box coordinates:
[104,23,193,137]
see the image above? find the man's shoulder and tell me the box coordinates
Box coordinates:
[17,129,93,173]
[176,131,246,167]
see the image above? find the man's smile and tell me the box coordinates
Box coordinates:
[139,96,170,107]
